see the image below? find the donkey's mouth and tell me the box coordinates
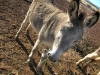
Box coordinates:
[48,54,57,62]
[47,49,62,62]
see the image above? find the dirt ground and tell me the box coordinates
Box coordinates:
[0,0,100,75]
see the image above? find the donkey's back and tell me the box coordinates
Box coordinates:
[29,1,65,33]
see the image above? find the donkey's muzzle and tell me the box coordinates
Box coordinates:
[47,53,57,62]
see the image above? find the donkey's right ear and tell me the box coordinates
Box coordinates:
[83,11,100,28]
[68,0,80,18]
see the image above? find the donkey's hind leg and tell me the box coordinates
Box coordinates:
[15,10,30,40]
[76,53,98,65]
[26,24,34,46]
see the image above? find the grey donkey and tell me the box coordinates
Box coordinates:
[15,0,100,74]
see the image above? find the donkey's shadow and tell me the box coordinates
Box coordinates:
[77,64,87,75]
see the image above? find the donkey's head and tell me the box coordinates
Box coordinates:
[47,0,100,62]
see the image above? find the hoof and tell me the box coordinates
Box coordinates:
[76,62,80,66]
[15,36,17,40]
[26,58,35,71]
[76,62,78,65]
[26,58,33,64]
[76,62,81,69]
[25,58,33,66]
[36,67,42,75]
[15,35,19,41]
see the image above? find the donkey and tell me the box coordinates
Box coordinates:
[15,0,100,73]
[76,47,100,75]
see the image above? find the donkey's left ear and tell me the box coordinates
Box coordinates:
[83,11,100,28]
[68,0,80,18]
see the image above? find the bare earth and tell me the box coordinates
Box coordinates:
[0,0,100,75]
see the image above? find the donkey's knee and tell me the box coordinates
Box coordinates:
[26,27,30,36]
[41,49,48,59]
[39,49,48,64]
[37,49,48,73]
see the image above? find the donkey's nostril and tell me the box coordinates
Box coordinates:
[53,60,56,62]
[48,53,51,56]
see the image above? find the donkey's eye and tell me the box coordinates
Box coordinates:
[74,40,77,43]
[58,37,60,39]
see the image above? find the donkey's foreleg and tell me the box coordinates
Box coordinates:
[15,10,30,40]
[37,49,48,73]
[27,39,41,64]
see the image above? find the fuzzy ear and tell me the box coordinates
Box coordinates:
[68,0,80,18]
[83,11,99,28]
